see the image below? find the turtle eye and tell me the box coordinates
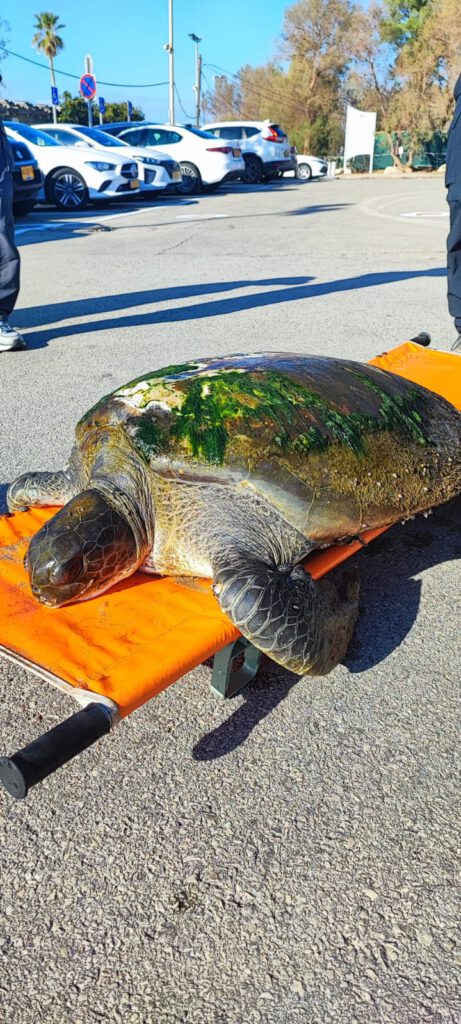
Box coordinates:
[49,554,84,586]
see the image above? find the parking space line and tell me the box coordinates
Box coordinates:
[400,212,448,218]
[175,213,230,220]
[15,199,198,237]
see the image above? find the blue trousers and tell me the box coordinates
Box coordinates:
[448,200,461,331]
[0,132,20,319]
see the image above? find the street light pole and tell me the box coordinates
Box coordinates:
[188,33,202,127]
[167,0,175,123]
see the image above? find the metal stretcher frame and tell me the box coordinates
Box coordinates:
[1,340,460,799]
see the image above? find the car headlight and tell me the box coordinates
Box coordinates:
[84,161,117,171]
[137,156,161,166]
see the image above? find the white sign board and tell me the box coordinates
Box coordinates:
[344,104,377,171]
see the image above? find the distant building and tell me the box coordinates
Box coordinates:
[0,98,52,124]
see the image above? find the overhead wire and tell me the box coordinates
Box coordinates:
[1,44,304,117]
[204,60,308,117]
[201,68,241,117]
[0,46,168,88]
[174,83,195,121]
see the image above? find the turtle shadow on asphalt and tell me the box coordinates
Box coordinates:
[345,493,461,673]
[17,267,446,349]
[193,494,461,760]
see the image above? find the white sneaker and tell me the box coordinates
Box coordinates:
[0,322,26,351]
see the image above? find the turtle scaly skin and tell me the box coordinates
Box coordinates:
[8,353,461,675]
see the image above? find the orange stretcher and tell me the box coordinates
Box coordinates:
[1,340,460,799]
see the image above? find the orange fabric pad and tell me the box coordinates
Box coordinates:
[1,342,460,717]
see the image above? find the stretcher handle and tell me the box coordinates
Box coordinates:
[0,702,114,800]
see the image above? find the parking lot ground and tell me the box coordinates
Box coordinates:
[1,175,460,1024]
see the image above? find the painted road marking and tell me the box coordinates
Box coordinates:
[175,213,230,220]
[15,200,196,236]
[96,199,195,221]
[359,194,448,223]
[400,212,448,219]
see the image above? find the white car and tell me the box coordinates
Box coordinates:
[35,123,182,196]
[294,154,328,181]
[100,122,245,194]
[5,121,140,210]
[202,120,293,184]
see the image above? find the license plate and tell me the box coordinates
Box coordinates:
[172,170,181,180]
[130,178,140,189]
[21,165,34,182]
[233,148,241,158]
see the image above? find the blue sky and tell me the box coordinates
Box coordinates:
[0,0,289,121]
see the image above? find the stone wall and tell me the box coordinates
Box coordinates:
[0,98,52,124]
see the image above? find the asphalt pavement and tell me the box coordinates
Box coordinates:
[0,174,460,1024]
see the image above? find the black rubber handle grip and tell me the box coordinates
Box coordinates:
[0,702,113,799]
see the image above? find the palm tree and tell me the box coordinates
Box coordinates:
[32,12,65,123]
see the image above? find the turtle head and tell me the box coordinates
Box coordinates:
[26,489,140,607]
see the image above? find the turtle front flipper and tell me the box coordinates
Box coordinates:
[212,555,359,676]
[7,469,77,512]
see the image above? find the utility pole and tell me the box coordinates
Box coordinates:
[188,33,202,127]
[164,0,175,124]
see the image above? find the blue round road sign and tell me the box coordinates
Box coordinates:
[79,73,97,100]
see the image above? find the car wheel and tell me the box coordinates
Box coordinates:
[48,168,89,210]
[243,155,263,185]
[178,163,202,194]
[296,162,312,181]
[13,200,36,216]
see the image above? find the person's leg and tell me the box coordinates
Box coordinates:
[0,152,24,351]
[447,200,461,348]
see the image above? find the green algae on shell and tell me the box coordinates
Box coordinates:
[123,365,432,468]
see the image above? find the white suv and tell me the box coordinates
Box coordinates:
[5,122,140,210]
[101,122,245,194]
[35,123,182,196]
[202,120,292,184]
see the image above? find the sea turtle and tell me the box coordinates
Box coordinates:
[7,352,461,676]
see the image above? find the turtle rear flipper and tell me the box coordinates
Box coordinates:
[7,469,76,512]
[212,555,359,677]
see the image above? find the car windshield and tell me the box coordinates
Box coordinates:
[6,123,59,146]
[73,126,127,147]
[181,126,217,140]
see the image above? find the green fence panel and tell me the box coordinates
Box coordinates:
[349,130,447,172]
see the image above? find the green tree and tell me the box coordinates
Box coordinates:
[204,0,458,166]
[205,0,363,155]
[344,2,405,167]
[103,100,144,122]
[57,92,144,125]
[374,0,458,166]
[32,11,65,123]
[58,90,92,124]
[381,0,431,47]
